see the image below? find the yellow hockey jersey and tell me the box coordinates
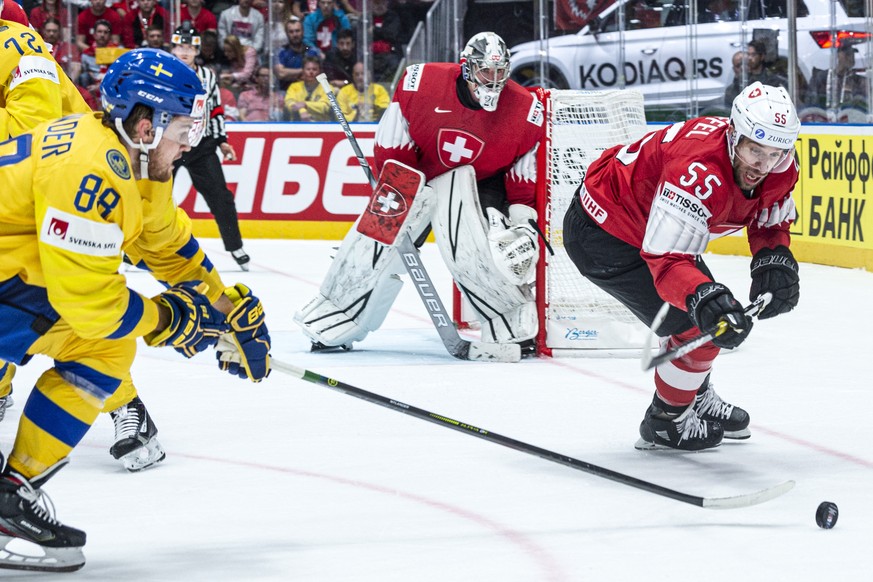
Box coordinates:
[0,19,90,140]
[0,113,159,340]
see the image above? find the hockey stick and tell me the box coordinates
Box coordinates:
[641,293,772,371]
[272,357,794,509]
[316,73,521,363]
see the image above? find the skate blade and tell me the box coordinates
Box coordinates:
[723,428,751,439]
[634,437,723,451]
[0,535,85,573]
[121,439,166,472]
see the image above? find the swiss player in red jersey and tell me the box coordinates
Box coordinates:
[295,32,545,355]
[565,82,801,450]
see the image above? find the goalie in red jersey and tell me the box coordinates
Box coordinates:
[565,82,801,451]
[295,32,546,356]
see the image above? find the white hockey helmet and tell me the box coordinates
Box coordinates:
[461,31,511,112]
[729,82,800,154]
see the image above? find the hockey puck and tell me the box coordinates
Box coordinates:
[815,501,839,529]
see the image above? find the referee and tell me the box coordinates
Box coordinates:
[170,24,250,270]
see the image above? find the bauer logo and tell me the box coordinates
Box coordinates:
[41,207,124,257]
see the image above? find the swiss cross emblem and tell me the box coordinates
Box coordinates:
[368,184,407,217]
[437,129,484,168]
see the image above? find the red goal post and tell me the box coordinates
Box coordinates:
[452,89,652,356]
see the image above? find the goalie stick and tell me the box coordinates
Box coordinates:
[641,293,773,371]
[273,357,795,509]
[316,73,521,363]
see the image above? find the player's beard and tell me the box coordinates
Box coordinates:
[733,160,766,192]
[147,142,184,182]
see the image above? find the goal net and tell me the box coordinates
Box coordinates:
[535,89,651,356]
[451,89,653,356]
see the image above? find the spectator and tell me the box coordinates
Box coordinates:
[336,62,389,121]
[303,0,350,55]
[145,23,169,51]
[218,0,266,54]
[181,0,218,33]
[700,0,737,23]
[322,27,355,86]
[723,40,786,105]
[79,19,118,94]
[284,55,331,120]
[41,17,81,82]
[804,44,868,114]
[28,0,69,32]
[121,0,168,48]
[197,29,227,69]
[370,0,402,82]
[222,34,258,93]
[273,15,319,90]
[238,65,283,120]
[76,0,122,51]
[106,0,131,19]
[218,67,241,119]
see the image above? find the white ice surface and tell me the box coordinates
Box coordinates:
[4,239,872,581]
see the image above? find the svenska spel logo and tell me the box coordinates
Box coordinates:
[48,217,69,240]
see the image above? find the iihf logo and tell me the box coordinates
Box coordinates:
[48,217,69,240]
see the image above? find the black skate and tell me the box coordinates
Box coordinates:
[635,397,724,451]
[0,458,86,572]
[231,248,250,271]
[694,380,750,439]
[0,391,13,423]
[109,396,166,472]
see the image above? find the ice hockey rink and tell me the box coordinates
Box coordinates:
[3,238,871,581]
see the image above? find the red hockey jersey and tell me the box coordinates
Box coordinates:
[580,116,799,308]
[374,63,544,207]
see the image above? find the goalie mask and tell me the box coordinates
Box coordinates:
[460,32,511,112]
[728,82,799,171]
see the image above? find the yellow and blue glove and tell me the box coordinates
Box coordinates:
[216,284,271,382]
[145,282,228,357]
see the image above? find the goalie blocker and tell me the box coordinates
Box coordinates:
[293,161,538,358]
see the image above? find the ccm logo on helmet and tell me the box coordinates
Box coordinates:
[137,90,164,103]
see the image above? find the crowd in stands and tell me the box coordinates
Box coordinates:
[13,0,428,121]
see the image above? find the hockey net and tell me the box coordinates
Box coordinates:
[534,89,651,356]
[452,89,652,356]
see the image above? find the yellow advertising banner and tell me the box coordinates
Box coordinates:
[710,125,873,271]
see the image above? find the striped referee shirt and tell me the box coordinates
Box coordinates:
[196,65,227,142]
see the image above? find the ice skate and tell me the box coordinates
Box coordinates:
[635,397,724,451]
[109,397,166,472]
[0,458,86,573]
[694,380,750,439]
[0,392,13,423]
[310,341,353,352]
[231,248,250,271]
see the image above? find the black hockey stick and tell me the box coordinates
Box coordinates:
[272,357,794,509]
[641,293,772,371]
[316,73,520,363]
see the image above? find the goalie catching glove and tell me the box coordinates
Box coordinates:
[144,282,228,356]
[486,204,539,285]
[216,284,271,382]
[749,245,799,319]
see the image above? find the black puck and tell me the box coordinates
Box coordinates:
[815,501,838,529]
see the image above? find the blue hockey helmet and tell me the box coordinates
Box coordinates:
[101,48,207,149]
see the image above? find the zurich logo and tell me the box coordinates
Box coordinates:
[754,128,766,140]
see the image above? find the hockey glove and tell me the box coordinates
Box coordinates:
[686,282,753,350]
[749,245,799,319]
[487,205,539,286]
[216,284,271,382]
[145,282,228,356]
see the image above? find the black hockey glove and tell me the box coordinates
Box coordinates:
[686,282,753,350]
[749,245,799,320]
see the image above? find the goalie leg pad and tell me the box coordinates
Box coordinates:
[429,166,538,343]
[294,167,436,348]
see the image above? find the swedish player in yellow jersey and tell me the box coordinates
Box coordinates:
[0,49,271,572]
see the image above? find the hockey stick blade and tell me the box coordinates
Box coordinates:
[641,293,772,371]
[317,73,521,364]
[272,358,792,509]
